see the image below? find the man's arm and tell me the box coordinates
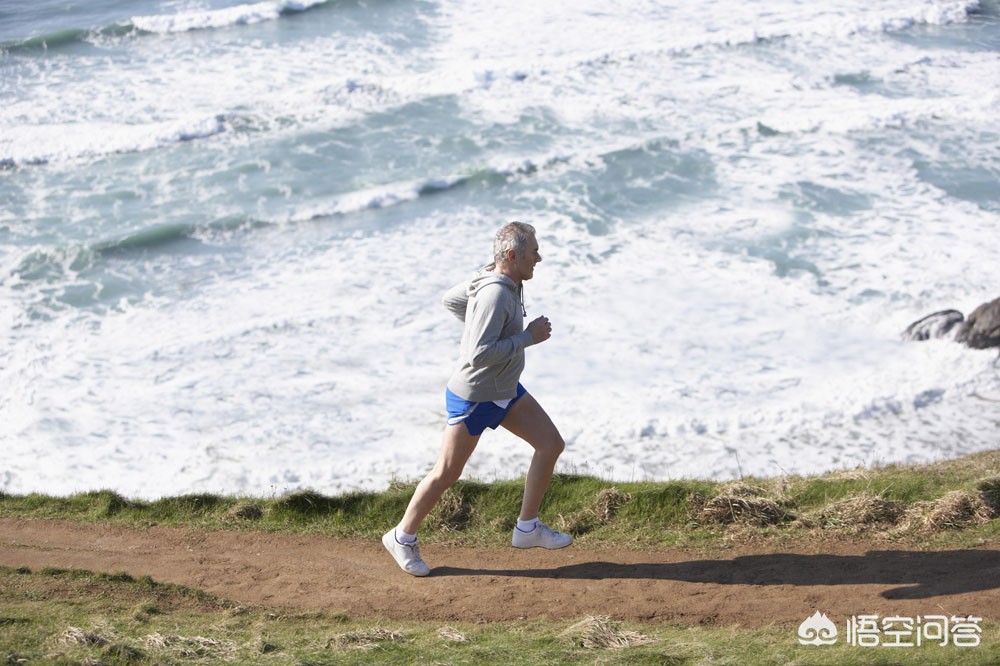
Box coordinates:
[465,284,535,368]
[442,280,469,322]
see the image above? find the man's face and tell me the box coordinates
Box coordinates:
[514,235,542,282]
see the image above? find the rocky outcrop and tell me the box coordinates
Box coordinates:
[903,297,1000,350]
[956,298,1000,350]
[902,309,965,342]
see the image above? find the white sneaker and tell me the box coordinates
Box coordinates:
[382,529,431,577]
[511,522,573,549]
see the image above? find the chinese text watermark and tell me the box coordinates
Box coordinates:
[798,610,982,648]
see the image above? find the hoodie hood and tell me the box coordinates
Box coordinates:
[468,269,516,296]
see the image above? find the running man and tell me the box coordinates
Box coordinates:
[383,221,572,576]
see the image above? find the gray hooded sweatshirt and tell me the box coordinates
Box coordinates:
[443,269,536,402]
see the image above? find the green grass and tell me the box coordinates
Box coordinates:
[3,449,1000,551]
[1,565,996,665]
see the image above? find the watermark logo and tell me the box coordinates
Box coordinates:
[798,611,838,646]
[798,611,982,648]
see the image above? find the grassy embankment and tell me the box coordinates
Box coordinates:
[2,449,1000,665]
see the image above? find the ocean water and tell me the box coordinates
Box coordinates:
[2,0,998,499]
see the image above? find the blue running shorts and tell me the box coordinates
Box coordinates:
[446,384,527,436]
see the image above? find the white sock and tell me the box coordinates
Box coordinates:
[395,527,417,544]
[516,517,539,532]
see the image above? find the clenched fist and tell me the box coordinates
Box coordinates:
[526,315,552,344]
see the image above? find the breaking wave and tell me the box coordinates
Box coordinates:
[0,0,333,52]
[1,115,227,167]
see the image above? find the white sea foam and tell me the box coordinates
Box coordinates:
[0,116,225,165]
[0,26,411,166]
[2,0,985,168]
[131,0,329,34]
[430,0,978,71]
[1,0,998,499]
[2,201,997,498]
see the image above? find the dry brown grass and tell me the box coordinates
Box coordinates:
[427,488,471,531]
[692,468,1000,540]
[436,626,470,643]
[924,490,994,530]
[326,627,405,651]
[144,632,238,658]
[59,627,108,647]
[558,487,633,536]
[224,502,264,522]
[824,466,871,481]
[386,479,417,493]
[689,485,791,527]
[561,615,655,650]
[592,487,632,521]
[817,493,905,531]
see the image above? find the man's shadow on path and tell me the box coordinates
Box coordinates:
[434,549,1000,599]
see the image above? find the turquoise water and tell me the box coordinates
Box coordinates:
[2,0,998,498]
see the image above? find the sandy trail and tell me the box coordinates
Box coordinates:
[1,518,998,626]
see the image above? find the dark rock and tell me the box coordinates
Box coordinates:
[956,298,1000,349]
[902,309,964,342]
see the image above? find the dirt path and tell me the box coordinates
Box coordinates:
[2,518,998,627]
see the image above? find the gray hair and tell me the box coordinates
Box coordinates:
[493,221,536,266]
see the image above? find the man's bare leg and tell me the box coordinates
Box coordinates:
[398,424,481,535]
[500,391,565,521]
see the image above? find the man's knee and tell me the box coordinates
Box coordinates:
[430,461,464,488]
[542,433,565,459]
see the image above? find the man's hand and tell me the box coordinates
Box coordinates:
[526,315,552,344]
